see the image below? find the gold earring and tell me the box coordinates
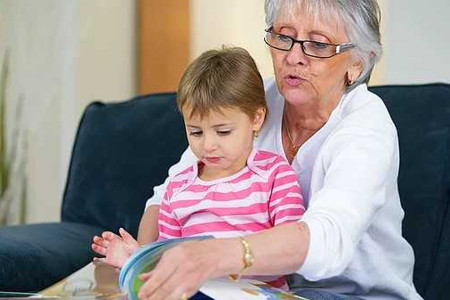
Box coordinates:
[346,73,355,86]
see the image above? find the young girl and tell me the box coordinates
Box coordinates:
[92,47,305,289]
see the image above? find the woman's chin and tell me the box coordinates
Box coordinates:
[281,85,314,105]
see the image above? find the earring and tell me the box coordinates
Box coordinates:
[346,72,356,86]
[254,131,259,138]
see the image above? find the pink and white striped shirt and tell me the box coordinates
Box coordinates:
[158,150,305,289]
[158,150,305,240]
[158,150,305,290]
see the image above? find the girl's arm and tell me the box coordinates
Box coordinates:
[137,205,160,245]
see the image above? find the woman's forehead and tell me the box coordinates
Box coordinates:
[274,1,347,38]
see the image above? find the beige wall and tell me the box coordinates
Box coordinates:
[80,0,137,110]
[383,0,450,84]
[190,0,274,79]
[0,0,136,224]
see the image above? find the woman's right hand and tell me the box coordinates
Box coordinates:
[91,228,140,268]
[137,238,238,300]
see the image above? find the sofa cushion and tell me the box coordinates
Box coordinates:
[61,92,187,237]
[370,83,450,299]
[0,222,103,292]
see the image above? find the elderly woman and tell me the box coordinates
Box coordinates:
[137,0,423,299]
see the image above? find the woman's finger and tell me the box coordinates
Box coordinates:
[138,251,180,299]
[141,272,196,300]
[143,265,201,300]
[139,270,153,281]
[139,241,217,300]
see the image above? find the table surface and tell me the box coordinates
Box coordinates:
[39,261,127,299]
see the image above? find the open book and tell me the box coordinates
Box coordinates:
[120,236,309,300]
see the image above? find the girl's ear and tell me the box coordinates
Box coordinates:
[252,107,266,131]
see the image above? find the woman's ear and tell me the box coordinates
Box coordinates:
[252,107,266,132]
[347,59,364,85]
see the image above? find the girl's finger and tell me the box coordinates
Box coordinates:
[93,235,110,248]
[91,244,107,256]
[120,228,138,245]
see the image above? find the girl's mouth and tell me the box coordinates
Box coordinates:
[205,157,221,164]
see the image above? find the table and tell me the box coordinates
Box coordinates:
[39,261,126,299]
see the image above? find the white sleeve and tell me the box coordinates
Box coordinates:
[145,147,197,209]
[298,126,397,280]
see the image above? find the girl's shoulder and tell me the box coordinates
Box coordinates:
[165,163,198,199]
[248,150,293,179]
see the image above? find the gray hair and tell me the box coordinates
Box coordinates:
[264,0,382,89]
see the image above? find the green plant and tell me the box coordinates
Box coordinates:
[0,51,27,225]
[0,51,10,224]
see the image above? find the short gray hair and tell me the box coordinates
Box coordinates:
[264,0,382,89]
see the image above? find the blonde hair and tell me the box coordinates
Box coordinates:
[177,46,267,120]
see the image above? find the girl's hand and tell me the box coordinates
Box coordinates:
[91,228,140,268]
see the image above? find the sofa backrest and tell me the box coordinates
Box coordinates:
[62,84,450,300]
[61,92,187,237]
[370,83,450,300]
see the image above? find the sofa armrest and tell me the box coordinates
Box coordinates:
[0,222,104,292]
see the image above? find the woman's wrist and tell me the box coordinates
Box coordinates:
[205,238,245,277]
[229,237,254,281]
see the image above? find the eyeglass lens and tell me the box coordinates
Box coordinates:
[265,32,339,58]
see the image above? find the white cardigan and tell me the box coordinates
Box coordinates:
[146,79,423,300]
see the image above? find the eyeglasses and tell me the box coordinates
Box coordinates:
[264,29,355,59]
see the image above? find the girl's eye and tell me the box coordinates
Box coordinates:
[189,131,202,137]
[217,130,231,136]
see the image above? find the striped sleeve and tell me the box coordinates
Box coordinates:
[268,161,305,226]
[157,182,182,240]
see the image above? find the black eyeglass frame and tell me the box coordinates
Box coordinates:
[264,28,355,59]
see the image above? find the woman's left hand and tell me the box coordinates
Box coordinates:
[138,238,237,300]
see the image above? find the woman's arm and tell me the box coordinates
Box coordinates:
[138,222,310,300]
[230,222,309,275]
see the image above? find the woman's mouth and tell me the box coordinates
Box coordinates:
[285,75,303,87]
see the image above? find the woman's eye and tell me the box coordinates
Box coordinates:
[310,41,329,50]
[277,34,292,43]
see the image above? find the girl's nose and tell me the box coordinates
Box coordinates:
[203,135,218,152]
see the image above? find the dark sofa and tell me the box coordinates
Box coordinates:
[0,84,449,300]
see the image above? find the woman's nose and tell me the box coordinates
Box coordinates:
[286,42,308,65]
